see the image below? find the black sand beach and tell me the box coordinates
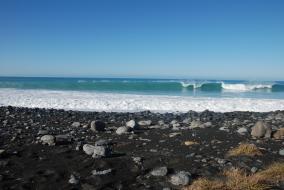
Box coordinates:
[0,106,284,190]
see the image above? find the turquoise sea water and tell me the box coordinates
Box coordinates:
[0,77,284,99]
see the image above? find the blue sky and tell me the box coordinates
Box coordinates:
[0,0,284,80]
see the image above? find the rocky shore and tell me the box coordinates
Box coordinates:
[0,106,284,190]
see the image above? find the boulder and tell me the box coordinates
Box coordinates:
[251,121,271,138]
[273,128,284,139]
[90,120,106,132]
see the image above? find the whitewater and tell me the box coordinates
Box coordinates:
[1,88,284,112]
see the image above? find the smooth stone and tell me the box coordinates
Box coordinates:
[55,134,70,144]
[151,166,168,176]
[219,127,229,132]
[0,149,5,155]
[38,129,49,135]
[237,127,248,135]
[273,128,284,139]
[138,120,152,126]
[68,174,79,184]
[71,122,81,128]
[92,169,112,175]
[189,120,202,129]
[95,139,110,147]
[92,146,109,158]
[83,144,96,155]
[251,121,270,138]
[279,149,284,156]
[251,167,258,173]
[126,120,139,129]
[169,132,181,138]
[90,120,106,132]
[40,135,55,146]
[116,126,131,135]
[169,171,191,186]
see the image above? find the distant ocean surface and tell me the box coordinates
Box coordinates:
[0,77,284,112]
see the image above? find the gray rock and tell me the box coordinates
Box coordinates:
[68,174,79,184]
[138,120,152,126]
[40,135,55,146]
[133,157,142,164]
[169,171,191,186]
[90,120,106,132]
[71,122,81,128]
[92,146,109,158]
[92,169,112,175]
[219,127,229,132]
[38,129,49,135]
[279,149,284,156]
[169,132,181,138]
[0,149,5,155]
[83,144,96,155]
[273,128,284,139]
[55,134,70,144]
[251,167,258,173]
[189,120,203,129]
[251,121,271,138]
[116,126,131,135]
[237,127,248,135]
[95,139,110,147]
[151,166,168,176]
[126,120,139,129]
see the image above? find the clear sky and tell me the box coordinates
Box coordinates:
[0,0,284,80]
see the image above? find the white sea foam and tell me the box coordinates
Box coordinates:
[221,82,273,91]
[0,88,284,112]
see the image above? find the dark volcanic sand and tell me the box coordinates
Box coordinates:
[0,106,283,190]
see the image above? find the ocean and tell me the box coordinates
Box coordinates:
[0,77,284,112]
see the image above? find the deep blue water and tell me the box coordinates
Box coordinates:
[0,77,284,99]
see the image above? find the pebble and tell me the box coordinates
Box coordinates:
[138,120,152,126]
[92,146,109,158]
[126,120,139,129]
[116,126,131,135]
[92,169,112,175]
[83,144,96,155]
[150,166,168,176]
[90,120,106,132]
[169,171,191,186]
[40,135,55,146]
[279,149,284,156]
[169,132,181,138]
[68,174,79,184]
[251,167,258,173]
[237,127,248,135]
[71,122,81,128]
[38,129,49,135]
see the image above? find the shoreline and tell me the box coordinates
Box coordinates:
[1,88,284,113]
[0,106,284,189]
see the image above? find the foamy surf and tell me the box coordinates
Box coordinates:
[0,88,284,112]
